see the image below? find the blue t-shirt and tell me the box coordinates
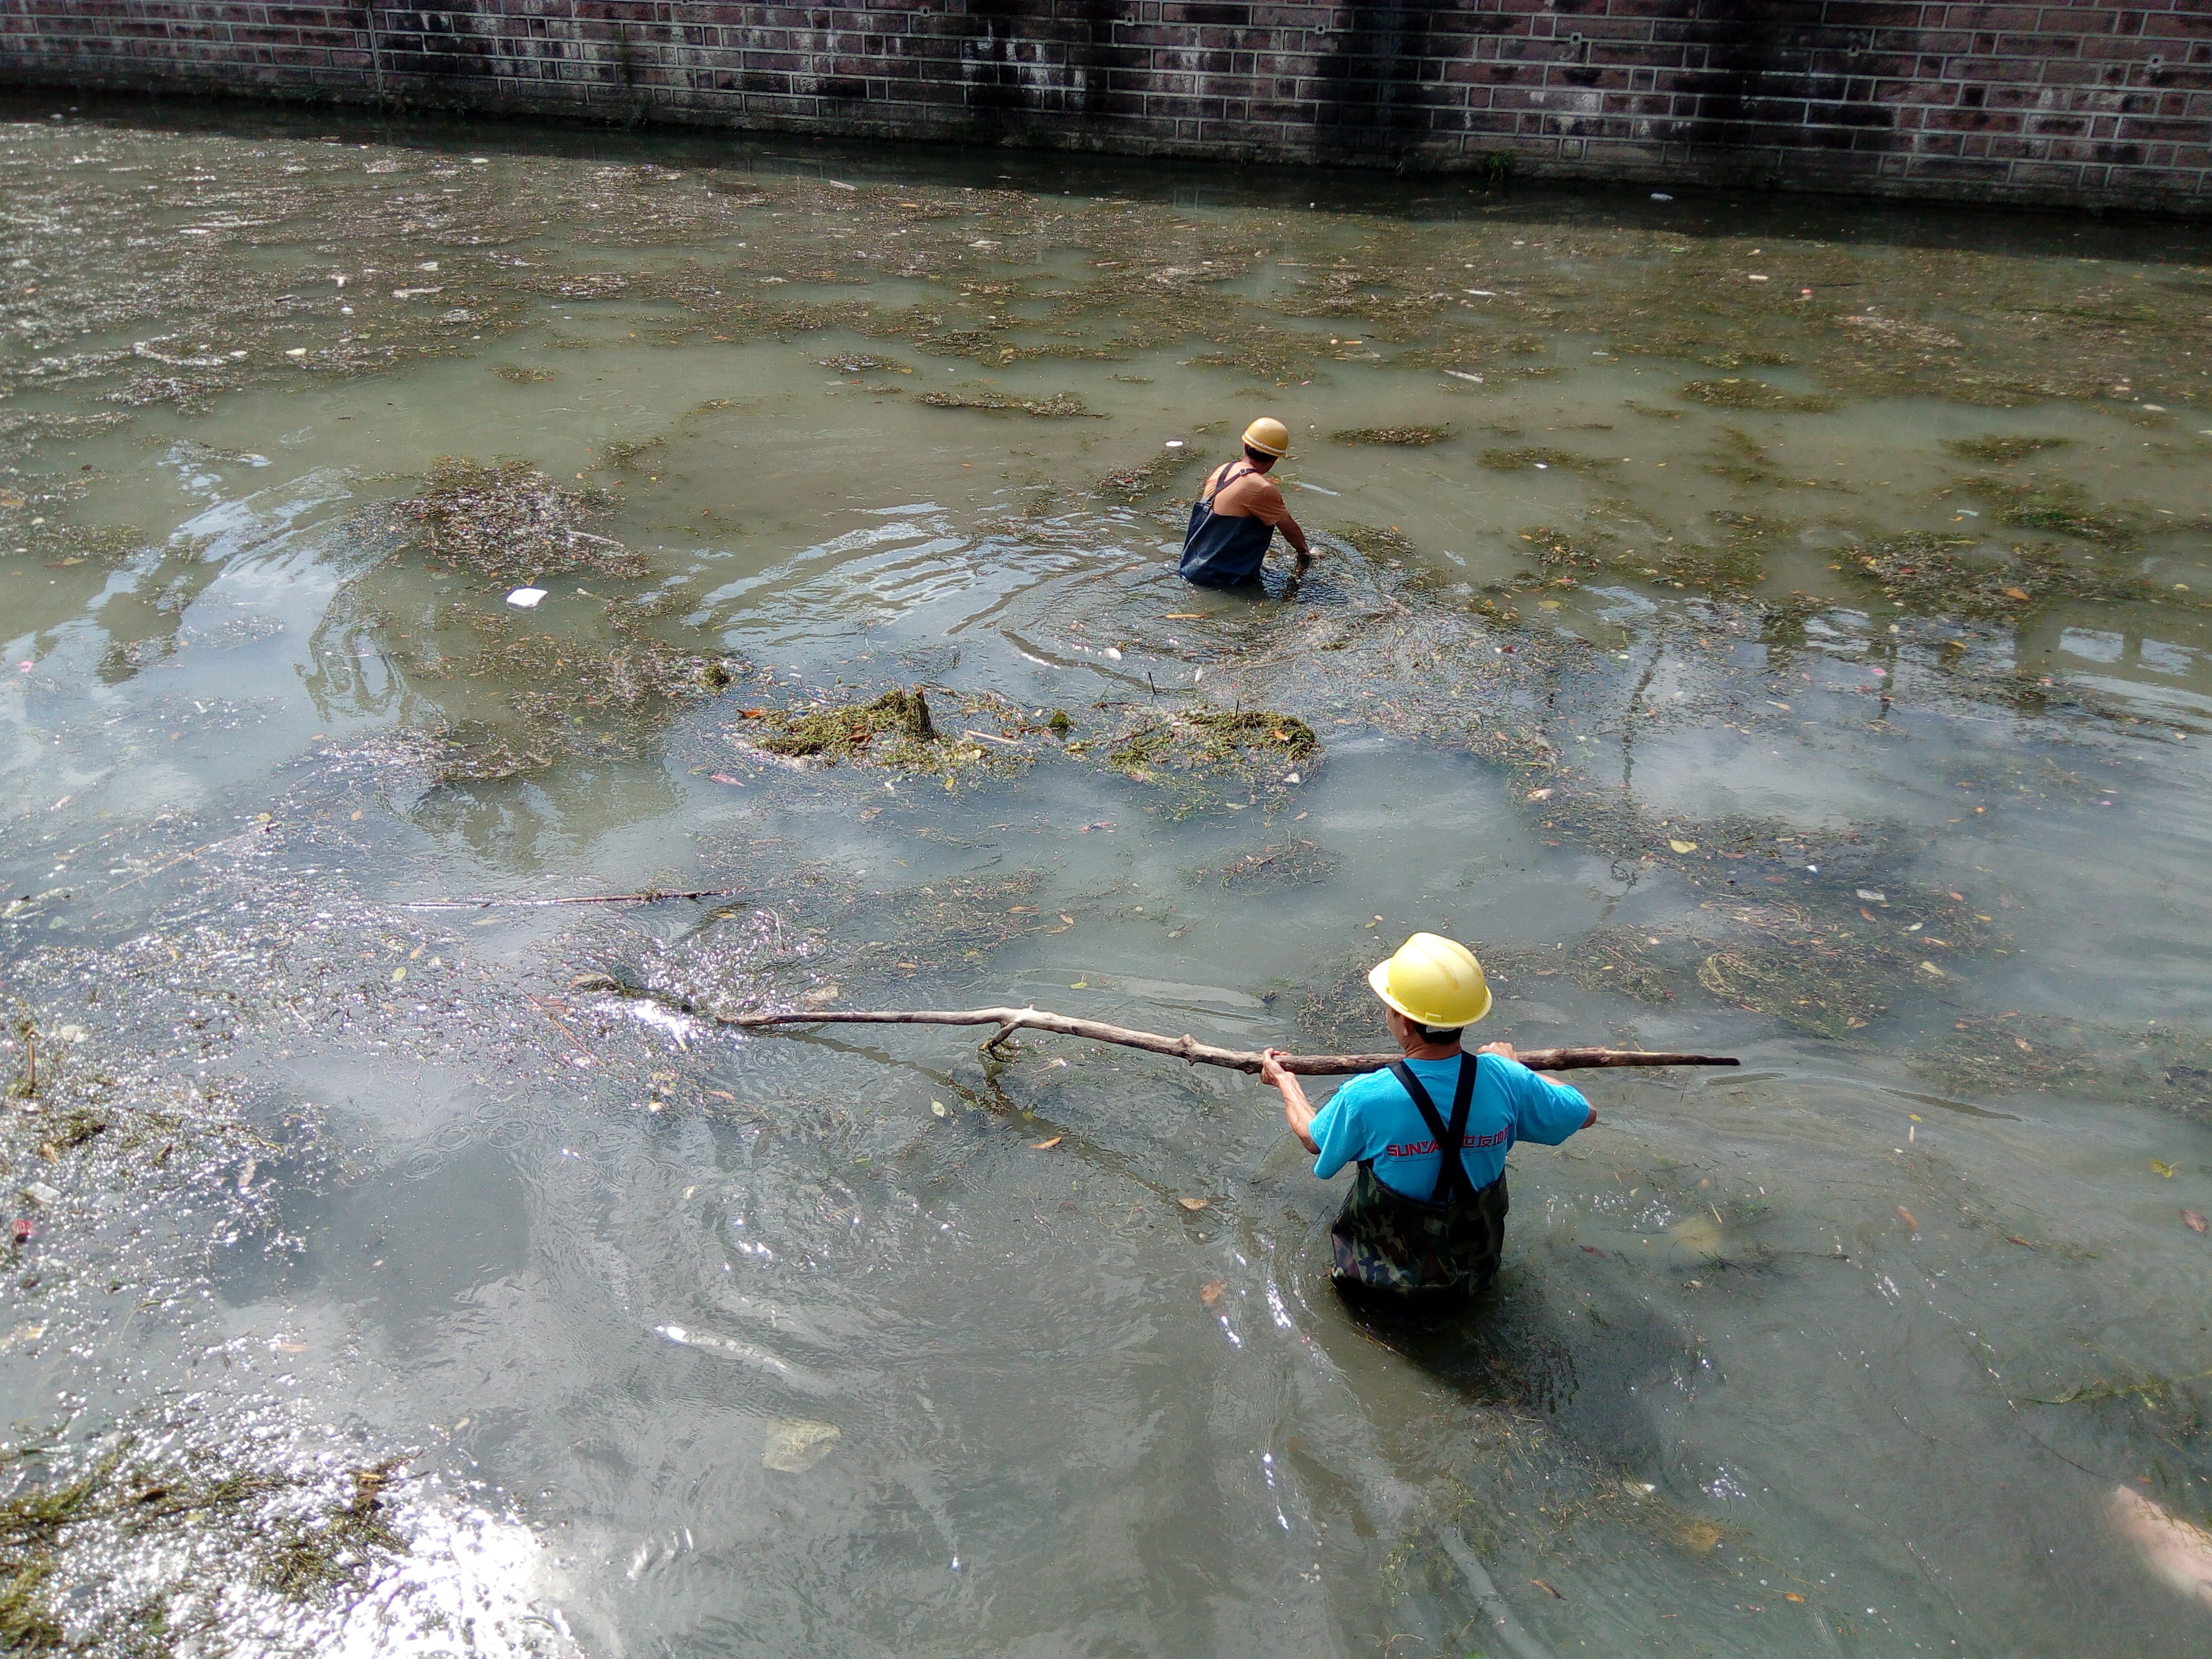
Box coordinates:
[1309,1053,1591,1200]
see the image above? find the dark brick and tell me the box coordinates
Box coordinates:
[0,0,2202,208]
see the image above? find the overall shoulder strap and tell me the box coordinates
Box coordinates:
[1432,1054,1478,1205]
[1387,1059,1449,1148]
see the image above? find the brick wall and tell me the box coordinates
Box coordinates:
[1,2,2207,210]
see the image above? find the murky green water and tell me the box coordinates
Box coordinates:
[5,95,2212,1656]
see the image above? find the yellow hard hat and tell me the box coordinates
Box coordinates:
[1368,933,1493,1029]
[1241,417,1290,457]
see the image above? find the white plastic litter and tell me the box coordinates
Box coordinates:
[506,587,548,609]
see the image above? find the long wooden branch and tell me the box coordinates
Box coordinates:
[720,1005,1737,1076]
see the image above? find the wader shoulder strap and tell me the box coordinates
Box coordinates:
[1202,460,1254,507]
[1386,1057,1479,1206]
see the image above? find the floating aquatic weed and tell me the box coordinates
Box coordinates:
[2030,1371,2179,1407]
[1188,331,1324,383]
[1649,511,1786,594]
[426,624,744,759]
[1911,1013,2110,1099]
[1517,524,1610,573]
[1480,446,1615,473]
[1094,445,1199,502]
[728,687,1035,783]
[819,352,910,374]
[0,1417,573,1656]
[1844,532,2168,619]
[1675,380,1837,413]
[595,435,665,471]
[1909,1011,2212,1117]
[1829,313,1963,353]
[1693,943,1889,1038]
[1333,425,1449,447]
[490,363,556,384]
[1699,425,1792,490]
[412,720,559,784]
[1331,523,1420,564]
[1185,838,1339,892]
[751,687,936,760]
[386,458,641,584]
[622,869,1053,1016]
[1954,471,2136,545]
[1942,434,2072,465]
[914,390,1097,417]
[1097,705,1317,783]
[1487,929,1677,1007]
[1395,334,1549,374]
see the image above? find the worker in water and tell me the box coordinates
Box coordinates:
[1259,933,1596,1300]
[1179,416,1313,587]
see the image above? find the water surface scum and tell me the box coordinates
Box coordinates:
[5,101,2212,1657]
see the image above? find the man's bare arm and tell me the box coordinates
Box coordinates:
[1261,1048,1320,1153]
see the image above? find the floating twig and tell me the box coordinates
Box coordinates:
[395,886,742,912]
[718,1004,1738,1076]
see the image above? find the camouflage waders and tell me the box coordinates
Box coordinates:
[1328,1057,1510,1297]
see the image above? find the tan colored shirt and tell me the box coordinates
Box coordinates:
[1203,462,1293,527]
